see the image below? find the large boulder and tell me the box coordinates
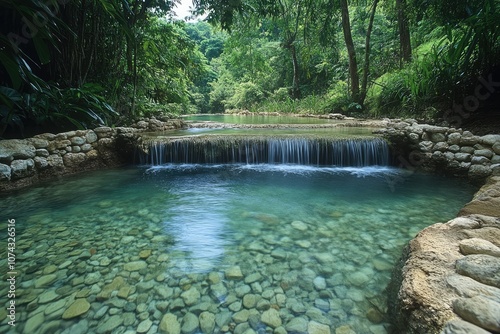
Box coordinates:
[0,139,36,163]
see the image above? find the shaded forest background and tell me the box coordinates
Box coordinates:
[1,0,499,138]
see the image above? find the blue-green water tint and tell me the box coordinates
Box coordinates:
[144,126,378,138]
[182,114,338,124]
[0,165,476,334]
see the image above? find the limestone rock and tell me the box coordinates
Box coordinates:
[225,266,243,280]
[34,156,48,169]
[475,149,494,158]
[97,315,123,334]
[62,299,91,319]
[447,133,461,145]
[455,254,500,288]
[47,154,65,169]
[261,308,282,328]
[85,130,98,143]
[23,312,45,333]
[459,238,500,257]
[27,138,49,149]
[71,136,86,145]
[137,319,153,333]
[181,312,199,334]
[10,159,35,179]
[0,139,36,163]
[139,249,152,259]
[233,309,250,323]
[419,141,434,152]
[480,134,500,146]
[441,319,491,334]
[446,274,500,303]
[493,142,500,154]
[0,163,11,181]
[199,312,215,334]
[459,176,500,217]
[285,317,308,333]
[308,321,331,334]
[63,153,87,168]
[181,287,200,306]
[160,313,181,334]
[347,272,370,287]
[468,165,492,180]
[453,296,500,332]
[35,274,57,288]
[291,220,308,231]
[124,260,147,271]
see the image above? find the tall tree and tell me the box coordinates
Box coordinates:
[340,0,360,103]
[396,0,411,64]
[360,0,379,105]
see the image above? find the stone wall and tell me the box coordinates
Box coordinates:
[379,120,500,181]
[0,118,184,192]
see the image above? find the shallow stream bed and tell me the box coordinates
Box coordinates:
[0,164,476,334]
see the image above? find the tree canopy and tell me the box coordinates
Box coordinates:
[1,0,499,138]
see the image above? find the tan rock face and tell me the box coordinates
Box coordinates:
[389,176,500,334]
[459,176,500,217]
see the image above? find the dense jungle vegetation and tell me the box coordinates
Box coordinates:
[1,0,499,138]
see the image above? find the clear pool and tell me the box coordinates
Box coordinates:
[0,165,475,334]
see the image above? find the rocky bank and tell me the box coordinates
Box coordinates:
[388,175,500,334]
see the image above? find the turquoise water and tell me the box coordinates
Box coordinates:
[182,114,338,124]
[0,165,475,334]
[143,127,377,138]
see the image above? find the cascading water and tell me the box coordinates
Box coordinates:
[137,136,390,167]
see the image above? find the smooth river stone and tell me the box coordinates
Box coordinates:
[225,266,243,280]
[97,315,124,334]
[35,274,58,288]
[181,312,199,334]
[199,311,216,333]
[453,296,500,332]
[181,287,201,306]
[459,238,500,257]
[442,319,491,334]
[38,290,60,304]
[139,249,152,259]
[24,312,45,333]
[286,317,308,333]
[62,299,91,319]
[137,319,153,333]
[456,254,500,288]
[291,221,308,231]
[160,313,181,334]
[261,308,282,328]
[124,260,147,271]
[307,320,331,334]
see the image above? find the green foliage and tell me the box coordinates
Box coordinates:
[228,82,264,109]
[1,83,117,136]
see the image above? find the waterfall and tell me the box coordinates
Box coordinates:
[138,136,390,167]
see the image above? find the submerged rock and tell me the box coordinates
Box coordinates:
[62,299,91,319]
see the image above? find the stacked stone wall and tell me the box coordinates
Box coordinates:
[380,121,500,180]
[0,118,184,192]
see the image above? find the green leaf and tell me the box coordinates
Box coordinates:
[33,37,51,65]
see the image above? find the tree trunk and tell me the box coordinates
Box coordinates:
[289,43,301,99]
[396,0,411,65]
[360,0,379,105]
[340,0,360,104]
